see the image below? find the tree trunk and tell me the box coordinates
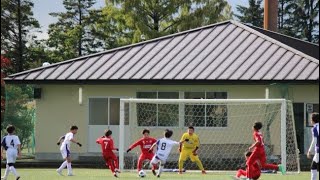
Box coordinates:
[17,0,23,72]
[308,0,314,42]
[78,0,82,56]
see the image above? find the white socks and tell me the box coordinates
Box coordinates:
[157,164,164,176]
[311,169,318,180]
[2,165,10,178]
[57,160,68,172]
[67,162,73,175]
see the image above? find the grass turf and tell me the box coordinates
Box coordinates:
[0,168,311,180]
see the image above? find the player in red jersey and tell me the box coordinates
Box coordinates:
[247,122,285,179]
[96,129,120,178]
[126,129,157,175]
[233,151,261,180]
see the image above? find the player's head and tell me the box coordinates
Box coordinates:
[105,129,112,137]
[188,126,195,135]
[142,129,150,138]
[70,125,78,134]
[245,151,252,160]
[253,122,263,131]
[6,125,15,134]
[164,129,173,138]
[311,113,319,125]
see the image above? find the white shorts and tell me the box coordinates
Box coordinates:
[6,149,18,164]
[313,153,319,163]
[151,155,166,165]
[60,146,71,159]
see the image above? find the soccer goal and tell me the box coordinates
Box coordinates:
[119,99,300,173]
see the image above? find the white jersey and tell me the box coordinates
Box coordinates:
[1,135,21,150]
[155,138,179,161]
[60,132,74,151]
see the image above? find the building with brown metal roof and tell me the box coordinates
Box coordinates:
[4,21,319,165]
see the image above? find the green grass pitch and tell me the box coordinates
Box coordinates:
[0,168,311,180]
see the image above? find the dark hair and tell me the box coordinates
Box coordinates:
[70,126,78,130]
[311,113,319,123]
[188,126,195,130]
[165,129,173,138]
[6,125,15,134]
[245,151,252,157]
[105,130,112,137]
[142,129,150,135]
[253,122,263,130]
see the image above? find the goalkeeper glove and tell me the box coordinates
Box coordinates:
[185,139,189,142]
[77,142,82,147]
[126,148,131,153]
[115,148,119,151]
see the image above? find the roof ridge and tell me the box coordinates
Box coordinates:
[9,20,232,77]
[231,20,319,64]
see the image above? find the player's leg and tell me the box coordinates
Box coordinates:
[147,154,157,171]
[190,153,205,173]
[311,153,319,180]
[65,148,73,176]
[259,151,280,172]
[137,154,145,172]
[111,153,120,173]
[57,149,68,175]
[156,160,166,177]
[6,150,20,179]
[150,155,160,176]
[1,164,10,179]
[236,169,247,178]
[178,149,190,173]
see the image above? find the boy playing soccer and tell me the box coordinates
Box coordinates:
[233,151,261,180]
[1,125,21,180]
[307,113,319,180]
[148,129,184,178]
[179,126,206,174]
[56,125,82,176]
[247,122,285,179]
[126,129,157,173]
[96,129,120,178]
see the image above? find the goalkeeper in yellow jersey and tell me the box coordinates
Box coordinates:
[178,126,206,174]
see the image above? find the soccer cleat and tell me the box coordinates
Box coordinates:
[113,172,118,178]
[56,169,63,176]
[152,170,157,176]
[202,170,207,174]
[115,169,121,173]
[178,171,183,174]
[157,175,160,178]
[67,173,74,176]
[16,177,20,180]
[278,164,286,175]
[1,177,7,180]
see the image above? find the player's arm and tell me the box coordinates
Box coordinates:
[148,141,158,153]
[192,136,200,155]
[307,130,318,158]
[127,139,141,153]
[57,135,65,145]
[110,139,118,151]
[69,135,82,147]
[249,135,261,151]
[179,134,186,152]
[16,137,22,158]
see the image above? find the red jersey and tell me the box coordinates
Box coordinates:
[96,136,116,154]
[129,137,157,154]
[253,130,264,150]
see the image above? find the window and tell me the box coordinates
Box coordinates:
[136,92,179,127]
[89,98,129,125]
[185,92,228,127]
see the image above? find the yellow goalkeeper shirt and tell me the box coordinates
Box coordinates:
[180,133,200,150]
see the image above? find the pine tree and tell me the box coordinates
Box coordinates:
[47,0,97,60]
[235,0,264,27]
[1,0,40,72]
[106,0,232,43]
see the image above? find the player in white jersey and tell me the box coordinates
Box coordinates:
[148,129,186,178]
[1,125,21,180]
[56,126,82,176]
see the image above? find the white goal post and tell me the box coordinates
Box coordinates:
[119,98,300,173]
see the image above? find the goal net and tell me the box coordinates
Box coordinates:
[119,99,300,173]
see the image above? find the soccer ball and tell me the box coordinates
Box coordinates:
[138,170,146,178]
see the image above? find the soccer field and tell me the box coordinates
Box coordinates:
[0,168,311,180]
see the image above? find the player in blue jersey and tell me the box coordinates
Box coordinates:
[307,113,319,180]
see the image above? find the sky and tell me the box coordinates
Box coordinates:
[32,0,248,40]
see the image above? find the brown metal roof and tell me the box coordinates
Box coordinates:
[5,21,319,84]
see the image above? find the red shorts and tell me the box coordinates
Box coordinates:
[103,152,117,161]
